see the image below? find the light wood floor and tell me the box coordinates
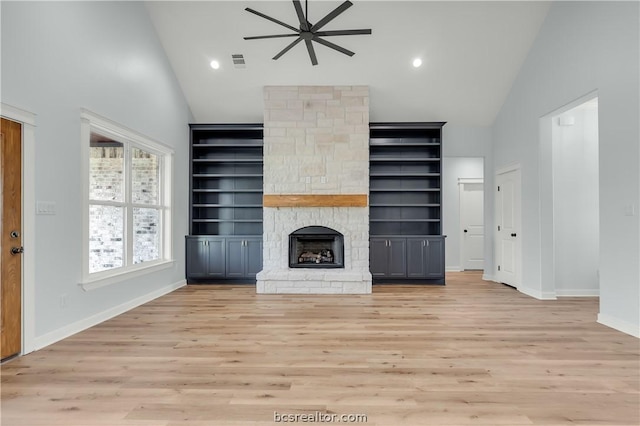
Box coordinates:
[2,272,639,425]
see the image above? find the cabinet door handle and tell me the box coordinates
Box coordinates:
[427,240,429,247]
[423,240,425,247]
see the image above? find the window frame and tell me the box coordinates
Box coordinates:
[80,110,174,290]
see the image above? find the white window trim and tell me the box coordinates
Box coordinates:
[79,109,174,291]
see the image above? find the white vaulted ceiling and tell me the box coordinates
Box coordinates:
[145,1,551,125]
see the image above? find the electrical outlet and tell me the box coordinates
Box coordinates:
[321,176,327,184]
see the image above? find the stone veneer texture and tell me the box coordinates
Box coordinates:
[257,86,372,294]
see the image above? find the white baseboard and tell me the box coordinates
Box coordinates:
[555,288,599,297]
[597,313,640,338]
[482,274,497,282]
[517,285,557,300]
[446,266,462,272]
[33,280,186,351]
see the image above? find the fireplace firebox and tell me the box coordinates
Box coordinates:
[289,226,344,269]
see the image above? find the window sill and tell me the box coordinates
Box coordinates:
[79,260,175,291]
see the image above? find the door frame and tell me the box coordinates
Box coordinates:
[494,163,522,290]
[1,103,36,355]
[458,178,484,271]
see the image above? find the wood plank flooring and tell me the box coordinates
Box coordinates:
[2,272,638,425]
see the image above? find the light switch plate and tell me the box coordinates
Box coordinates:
[36,201,56,215]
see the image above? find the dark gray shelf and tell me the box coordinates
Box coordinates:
[370,188,441,192]
[193,143,263,148]
[369,157,440,162]
[193,174,263,177]
[189,124,264,240]
[193,189,262,193]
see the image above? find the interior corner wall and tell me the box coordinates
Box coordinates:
[491,2,639,335]
[1,2,192,346]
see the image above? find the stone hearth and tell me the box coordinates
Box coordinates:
[256,86,372,294]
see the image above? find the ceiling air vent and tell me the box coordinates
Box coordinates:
[232,54,246,69]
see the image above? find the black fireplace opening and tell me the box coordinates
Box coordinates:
[289,226,344,269]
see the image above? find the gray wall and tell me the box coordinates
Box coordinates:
[492,1,639,334]
[1,2,191,341]
[553,104,599,296]
[442,125,493,275]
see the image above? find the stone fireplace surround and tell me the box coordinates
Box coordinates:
[256,86,372,294]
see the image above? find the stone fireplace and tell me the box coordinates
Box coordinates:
[256,86,372,294]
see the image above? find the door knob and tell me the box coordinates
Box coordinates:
[10,230,20,239]
[511,233,517,237]
[11,247,24,255]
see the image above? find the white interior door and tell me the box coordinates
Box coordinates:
[495,168,521,287]
[460,180,484,270]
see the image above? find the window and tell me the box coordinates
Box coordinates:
[81,110,173,289]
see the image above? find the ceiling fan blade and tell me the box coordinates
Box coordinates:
[305,39,318,66]
[292,0,309,31]
[273,37,303,60]
[312,36,355,57]
[314,29,372,37]
[310,1,353,32]
[244,34,300,40]
[245,8,300,33]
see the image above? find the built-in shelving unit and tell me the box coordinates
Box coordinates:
[187,124,263,283]
[369,122,446,283]
[189,124,263,237]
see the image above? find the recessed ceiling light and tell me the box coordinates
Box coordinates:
[210,60,220,70]
[412,58,423,68]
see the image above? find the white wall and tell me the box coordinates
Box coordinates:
[1,2,191,347]
[492,2,639,335]
[442,124,494,276]
[553,103,599,296]
[442,157,484,271]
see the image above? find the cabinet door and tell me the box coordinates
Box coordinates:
[369,238,389,277]
[406,238,426,278]
[205,238,225,278]
[387,238,407,278]
[245,238,263,278]
[186,238,209,278]
[225,238,245,278]
[425,237,445,278]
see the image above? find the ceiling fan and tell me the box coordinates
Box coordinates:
[243,0,372,66]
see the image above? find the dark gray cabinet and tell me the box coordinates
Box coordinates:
[185,236,225,279]
[369,122,446,284]
[186,236,262,282]
[370,238,407,278]
[225,238,263,279]
[187,124,263,283]
[407,237,445,279]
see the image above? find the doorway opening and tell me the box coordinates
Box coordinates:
[442,157,484,272]
[551,97,600,296]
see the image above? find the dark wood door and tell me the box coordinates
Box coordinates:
[1,118,22,360]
